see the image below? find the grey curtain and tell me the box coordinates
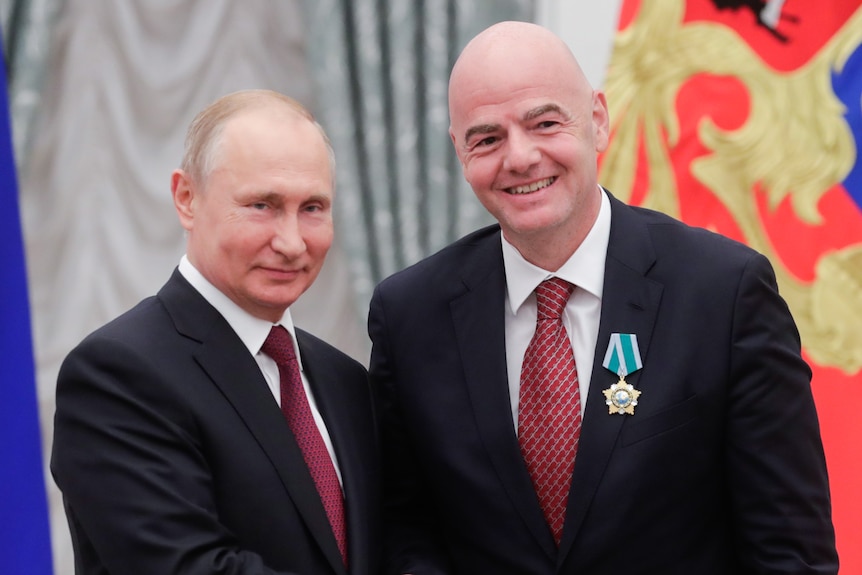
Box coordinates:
[1,0,59,166]
[303,0,534,310]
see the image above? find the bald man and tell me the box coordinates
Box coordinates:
[52,90,381,575]
[368,21,837,574]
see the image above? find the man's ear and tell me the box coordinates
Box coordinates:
[171,169,196,231]
[592,91,610,153]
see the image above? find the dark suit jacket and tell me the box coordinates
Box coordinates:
[52,270,381,575]
[368,192,837,574]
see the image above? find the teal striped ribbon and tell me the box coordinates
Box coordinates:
[602,333,643,377]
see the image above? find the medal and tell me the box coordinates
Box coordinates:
[603,377,641,415]
[602,333,644,415]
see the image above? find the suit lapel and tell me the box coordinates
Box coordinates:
[301,330,376,575]
[158,272,345,574]
[449,231,558,561]
[558,194,664,563]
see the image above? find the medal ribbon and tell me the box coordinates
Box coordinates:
[602,333,643,377]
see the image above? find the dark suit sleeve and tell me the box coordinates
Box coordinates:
[368,287,451,575]
[725,253,838,573]
[51,334,296,575]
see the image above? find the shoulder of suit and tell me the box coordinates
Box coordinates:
[375,223,501,289]
[605,189,756,251]
[77,294,165,345]
[615,198,764,269]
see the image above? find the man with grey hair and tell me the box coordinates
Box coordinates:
[52,89,381,575]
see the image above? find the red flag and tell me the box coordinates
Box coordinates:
[602,0,862,571]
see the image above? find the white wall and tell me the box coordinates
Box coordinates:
[535,0,624,90]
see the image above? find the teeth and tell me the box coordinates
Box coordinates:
[509,177,555,194]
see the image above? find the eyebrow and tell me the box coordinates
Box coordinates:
[240,190,332,206]
[524,103,569,121]
[461,103,571,143]
[463,123,499,144]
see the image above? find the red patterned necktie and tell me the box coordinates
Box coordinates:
[518,277,582,545]
[262,326,347,565]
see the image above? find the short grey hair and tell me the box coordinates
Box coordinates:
[180,89,336,187]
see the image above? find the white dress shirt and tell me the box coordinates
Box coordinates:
[502,188,611,430]
[178,256,343,484]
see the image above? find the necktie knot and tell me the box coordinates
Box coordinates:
[535,277,574,320]
[262,325,296,366]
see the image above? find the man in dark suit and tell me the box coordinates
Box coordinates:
[368,21,837,574]
[52,90,380,575]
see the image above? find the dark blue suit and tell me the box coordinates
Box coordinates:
[52,270,381,575]
[369,192,836,574]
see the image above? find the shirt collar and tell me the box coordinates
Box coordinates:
[502,186,611,314]
[177,255,302,365]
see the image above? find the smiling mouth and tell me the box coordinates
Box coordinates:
[505,177,556,195]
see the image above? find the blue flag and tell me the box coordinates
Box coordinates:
[0,39,55,574]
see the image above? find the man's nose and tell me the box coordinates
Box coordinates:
[271,215,306,257]
[502,130,541,173]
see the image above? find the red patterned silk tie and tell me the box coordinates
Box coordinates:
[518,277,582,545]
[262,326,347,565]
